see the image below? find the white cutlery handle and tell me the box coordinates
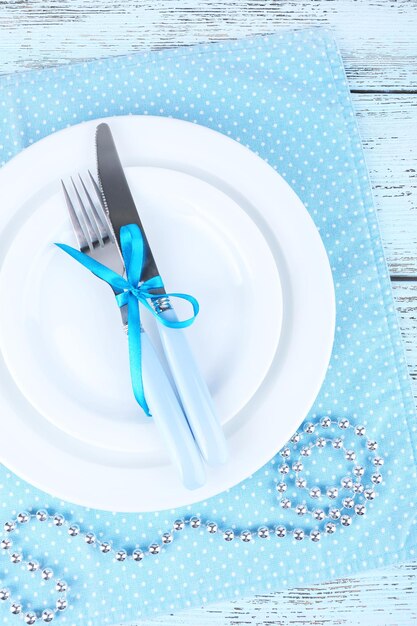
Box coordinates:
[157,307,228,466]
[140,331,206,490]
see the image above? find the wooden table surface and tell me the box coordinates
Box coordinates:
[1,1,417,624]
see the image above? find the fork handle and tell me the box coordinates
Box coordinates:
[156,308,228,467]
[140,330,206,490]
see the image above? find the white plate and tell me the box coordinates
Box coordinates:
[0,116,335,512]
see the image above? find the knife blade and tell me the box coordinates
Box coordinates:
[95,122,228,466]
[96,122,164,294]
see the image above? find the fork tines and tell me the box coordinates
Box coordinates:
[61,172,113,254]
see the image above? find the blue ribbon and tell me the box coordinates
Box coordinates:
[56,224,199,416]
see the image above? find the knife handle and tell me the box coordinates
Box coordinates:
[156,308,229,466]
[140,330,206,490]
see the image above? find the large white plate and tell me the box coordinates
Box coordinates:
[0,116,335,512]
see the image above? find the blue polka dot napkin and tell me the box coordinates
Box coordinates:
[1,28,417,626]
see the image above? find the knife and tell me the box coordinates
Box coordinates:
[96,122,228,466]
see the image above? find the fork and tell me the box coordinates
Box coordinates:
[61,174,206,490]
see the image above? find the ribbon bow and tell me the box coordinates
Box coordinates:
[56,224,199,416]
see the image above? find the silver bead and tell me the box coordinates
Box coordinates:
[275,525,287,538]
[41,609,54,622]
[341,515,352,527]
[300,446,312,457]
[280,447,291,458]
[292,461,303,472]
[10,552,22,563]
[17,512,30,524]
[279,463,290,475]
[99,542,111,553]
[53,514,65,527]
[364,488,376,501]
[36,509,48,522]
[329,508,341,520]
[293,528,305,541]
[55,580,68,593]
[84,532,95,544]
[27,560,40,572]
[223,529,234,542]
[132,549,144,562]
[295,504,307,516]
[240,530,252,542]
[367,440,378,451]
[355,425,366,437]
[341,477,353,490]
[304,422,315,434]
[206,522,218,534]
[316,437,326,448]
[162,532,173,544]
[10,603,22,614]
[115,549,127,561]
[56,598,67,611]
[355,504,366,516]
[68,524,80,537]
[373,456,384,467]
[280,498,291,510]
[257,526,270,539]
[189,516,201,529]
[338,418,350,429]
[325,522,336,534]
[1,538,12,550]
[352,482,364,494]
[310,530,321,542]
[173,519,185,531]
[313,509,325,521]
[327,487,338,499]
[320,417,331,428]
[24,612,37,624]
[332,438,343,450]
[345,449,356,462]
[371,473,382,485]
[0,588,10,601]
[296,477,307,489]
[310,487,321,499]
[342,497,354,509]
[4,521,15,533]
[276,482,287,494]
[149,543,161,555]
[290,433,300,444]
[41,568,53,580]
[354,465,365,477]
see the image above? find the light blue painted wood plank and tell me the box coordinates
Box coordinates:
[352,93,417,276]
[118,561,417,625]
[393,282,417,395]
[0,0,416,88]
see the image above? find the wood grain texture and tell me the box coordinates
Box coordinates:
[393,282,417,395]
[1,1,417,625]
[131,561,417,626]
[0,0,417,90]
[352,93,417,276]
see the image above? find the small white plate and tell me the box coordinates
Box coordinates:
[0,116,335,512]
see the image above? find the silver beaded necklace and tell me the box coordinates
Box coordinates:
[0,417,382,623]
